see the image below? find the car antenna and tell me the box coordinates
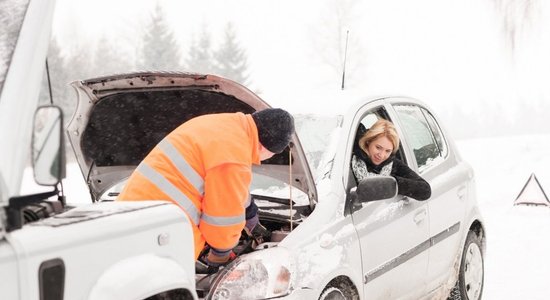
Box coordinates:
[45,59,55,105]
[341,30,350,90]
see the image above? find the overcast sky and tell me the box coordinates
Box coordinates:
[50,0,550,136]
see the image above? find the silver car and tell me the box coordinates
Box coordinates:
[69,72,485,300]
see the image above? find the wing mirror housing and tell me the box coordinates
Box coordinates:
[347,176,397,214]
[355,176,397,203]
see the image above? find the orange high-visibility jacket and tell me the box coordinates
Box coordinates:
[118,112,260,259]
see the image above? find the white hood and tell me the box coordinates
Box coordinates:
[67,72,317,205]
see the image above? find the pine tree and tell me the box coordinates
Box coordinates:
[94,35,133,76]
[40,37,72,116]
[138,2,182,71]
[185,27,214,74]
[213,23,250,85]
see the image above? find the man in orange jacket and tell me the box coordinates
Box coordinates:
[117,108,294,267]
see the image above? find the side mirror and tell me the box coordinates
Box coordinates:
[354,176,397,203]
[32,106,65,186]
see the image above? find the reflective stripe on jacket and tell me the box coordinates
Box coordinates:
[117,112,261,259]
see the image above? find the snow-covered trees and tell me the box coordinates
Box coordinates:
[185,27,214,74]
[40,37,72,115]
[94,36,133,76]
[39,4,252,140]
[185,22,251,86]
[138,3,183,71]
[212,23,250,85]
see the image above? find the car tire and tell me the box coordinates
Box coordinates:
[448,230,484,300]
[319,279,359,300]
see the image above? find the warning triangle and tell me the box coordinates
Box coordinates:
[514,173,550,206]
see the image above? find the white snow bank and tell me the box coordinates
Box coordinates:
[456,134,550,300]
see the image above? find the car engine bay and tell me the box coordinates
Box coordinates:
[194,193,313,298]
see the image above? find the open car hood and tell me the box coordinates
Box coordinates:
[67,72,316,206]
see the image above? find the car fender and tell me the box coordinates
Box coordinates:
[313,267,363,297]
[88,254,196,300]
[291,240,363,297]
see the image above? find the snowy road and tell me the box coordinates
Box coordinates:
[457,134,550,300]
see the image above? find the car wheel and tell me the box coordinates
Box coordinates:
[448,230,484,300]
[319,278,359,300]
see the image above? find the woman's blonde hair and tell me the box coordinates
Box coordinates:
[358,119,400,154]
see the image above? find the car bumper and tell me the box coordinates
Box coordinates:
[274,288,317,299]
[199,288,317,300]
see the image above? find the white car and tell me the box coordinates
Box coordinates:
[69,72,485,300]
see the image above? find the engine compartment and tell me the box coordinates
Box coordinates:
[194,194,313,298]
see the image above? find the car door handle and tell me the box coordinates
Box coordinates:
[413,209,427,224]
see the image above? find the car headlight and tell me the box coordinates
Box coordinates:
[209,247,294,300]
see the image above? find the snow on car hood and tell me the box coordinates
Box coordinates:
[67,72,316,204]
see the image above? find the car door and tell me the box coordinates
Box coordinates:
[391,103,467,292]
[347,103,429,299]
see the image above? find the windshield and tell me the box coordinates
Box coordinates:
[294,114,343,179]
[249,114,342,205]
[0,0,30,99]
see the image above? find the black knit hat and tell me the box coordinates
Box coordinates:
[252,108,295,154]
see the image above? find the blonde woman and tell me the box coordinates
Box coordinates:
[351,119,431,200]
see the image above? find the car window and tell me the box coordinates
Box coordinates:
[360,113,379,129]
[355,107,407,163]
[0,0,30,98]
[421,108,448,159]
[294,114,343,180]
[394,104,444,172]
[349,106,407,185]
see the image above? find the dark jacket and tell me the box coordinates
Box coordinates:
[352,125,431,201]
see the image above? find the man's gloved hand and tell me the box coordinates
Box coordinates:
[203,248,236,268]
[244,215,271,246]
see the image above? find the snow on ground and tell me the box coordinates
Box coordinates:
[20,159,91,203]
[456,134,550,300]
[19,133,550,299]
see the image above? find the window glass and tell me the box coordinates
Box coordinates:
[421,108,448,159]
[360,113,379,129]
[350,107,407,186]
[394,105,441,171]
[0,0,30,98]
[354,107,406,164]
[294,114,343,180]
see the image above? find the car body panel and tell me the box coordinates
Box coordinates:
[7,201,196,299]
[89,253,196,300]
